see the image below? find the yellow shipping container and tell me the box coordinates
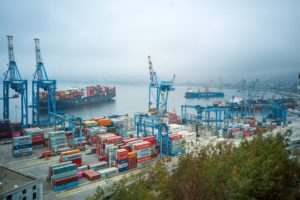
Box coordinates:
[83,120,98,128]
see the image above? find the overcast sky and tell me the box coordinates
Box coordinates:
[0,0,299,83]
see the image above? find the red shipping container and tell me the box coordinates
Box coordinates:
[106,136,123,144]
[98,153,108,161]
[122,138,141,145]
[90,136,97,144]
[116,149,128,160]
[169,134,182,140]
[72,157,82,167]
[0,132,11,137]
[143,136,155,145]
[128,156,137,170]
[151,151,158,158]
[137,155,151,163]
[84,170,100,181]
[133,141,151,150]
[42,151,52,157]
[52,175,79,186]
[12,131,22,137]
[33,141,45,146]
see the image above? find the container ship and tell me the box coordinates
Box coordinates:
[185,88,224,98]
[39,85,116,110]
[213,97,297,110]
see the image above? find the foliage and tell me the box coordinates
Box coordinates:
[87,133,300,200]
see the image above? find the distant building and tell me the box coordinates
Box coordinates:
[298,73,300,91]
[0,166,43,200]
[240,79,246,90]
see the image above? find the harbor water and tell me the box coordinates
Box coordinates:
[0,82,281,123]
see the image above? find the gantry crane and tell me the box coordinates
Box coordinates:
[3,36,28,127]
[148,55,175,116]
[32,38,57,125]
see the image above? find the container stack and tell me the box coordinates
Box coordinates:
[96,133,116,155]
[13,135,32,157]
[96,133,122,156]
[116,149,128,172]
[128,152,137,170]
[73,136,87,147]
[108,145,119,166]
[65,131,73,147]
[168,112,182,125]
[133,141,152,168]
[179,131,196,153]
[11,122,21,137]
[163,133,185,157]
[60,149,82,167]
[168,124,184,134]
[23,127,44,148]
[111,118,126,136]
[83,120,98,128]
[49,131,68,151]
[142,136,157,158]
[49,162,79,191]
[98,167,118,179]
[87,127,107,146]
[83,169,100,181]
[229,128,243,139]
[97,118,112,127]
[88,161,108,171]
[0,119,11,140]
[76,165,88,178]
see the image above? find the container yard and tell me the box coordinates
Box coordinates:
[0,46,299,199]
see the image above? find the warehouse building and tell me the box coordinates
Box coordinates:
[0,166,43,200]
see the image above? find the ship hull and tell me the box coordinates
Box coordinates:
[217,103,297,110]
[39,93,116,111]
[185,92,224,98]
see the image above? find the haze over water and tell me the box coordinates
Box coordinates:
[0,82,281,123]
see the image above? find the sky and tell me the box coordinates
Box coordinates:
[0,0,299,83]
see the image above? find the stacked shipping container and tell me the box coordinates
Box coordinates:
[23,127,44,148]
[49,162,79,191]
[49,131,68,151]
[163,133,185,156]
[13,135,32,157]
[0,119,11,139]
[116,149,128,172]
[132,141,152,168]
[98,167,118,179]
[60,149,82,167]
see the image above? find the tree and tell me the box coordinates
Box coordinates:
[87,133,300,200]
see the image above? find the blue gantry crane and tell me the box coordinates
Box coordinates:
[3,36,28,127]
[148,55,175,116]
[134,113,170,159]
[54,112,83,148]
[262,102,287,125]
[32,38,57,126]
[181,104,229,134]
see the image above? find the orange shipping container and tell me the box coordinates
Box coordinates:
[98,118,112,126]
[60,149,81,158]
[128,152,137,157]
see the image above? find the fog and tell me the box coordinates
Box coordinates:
[0,0,299,83]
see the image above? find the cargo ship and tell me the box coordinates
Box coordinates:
[213,97,297,110]
[39,85,116,110]
[185,88,224,98]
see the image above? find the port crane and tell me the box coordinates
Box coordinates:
[148,55,175,116]
[32,38,57,125]
[3,36,28,127]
